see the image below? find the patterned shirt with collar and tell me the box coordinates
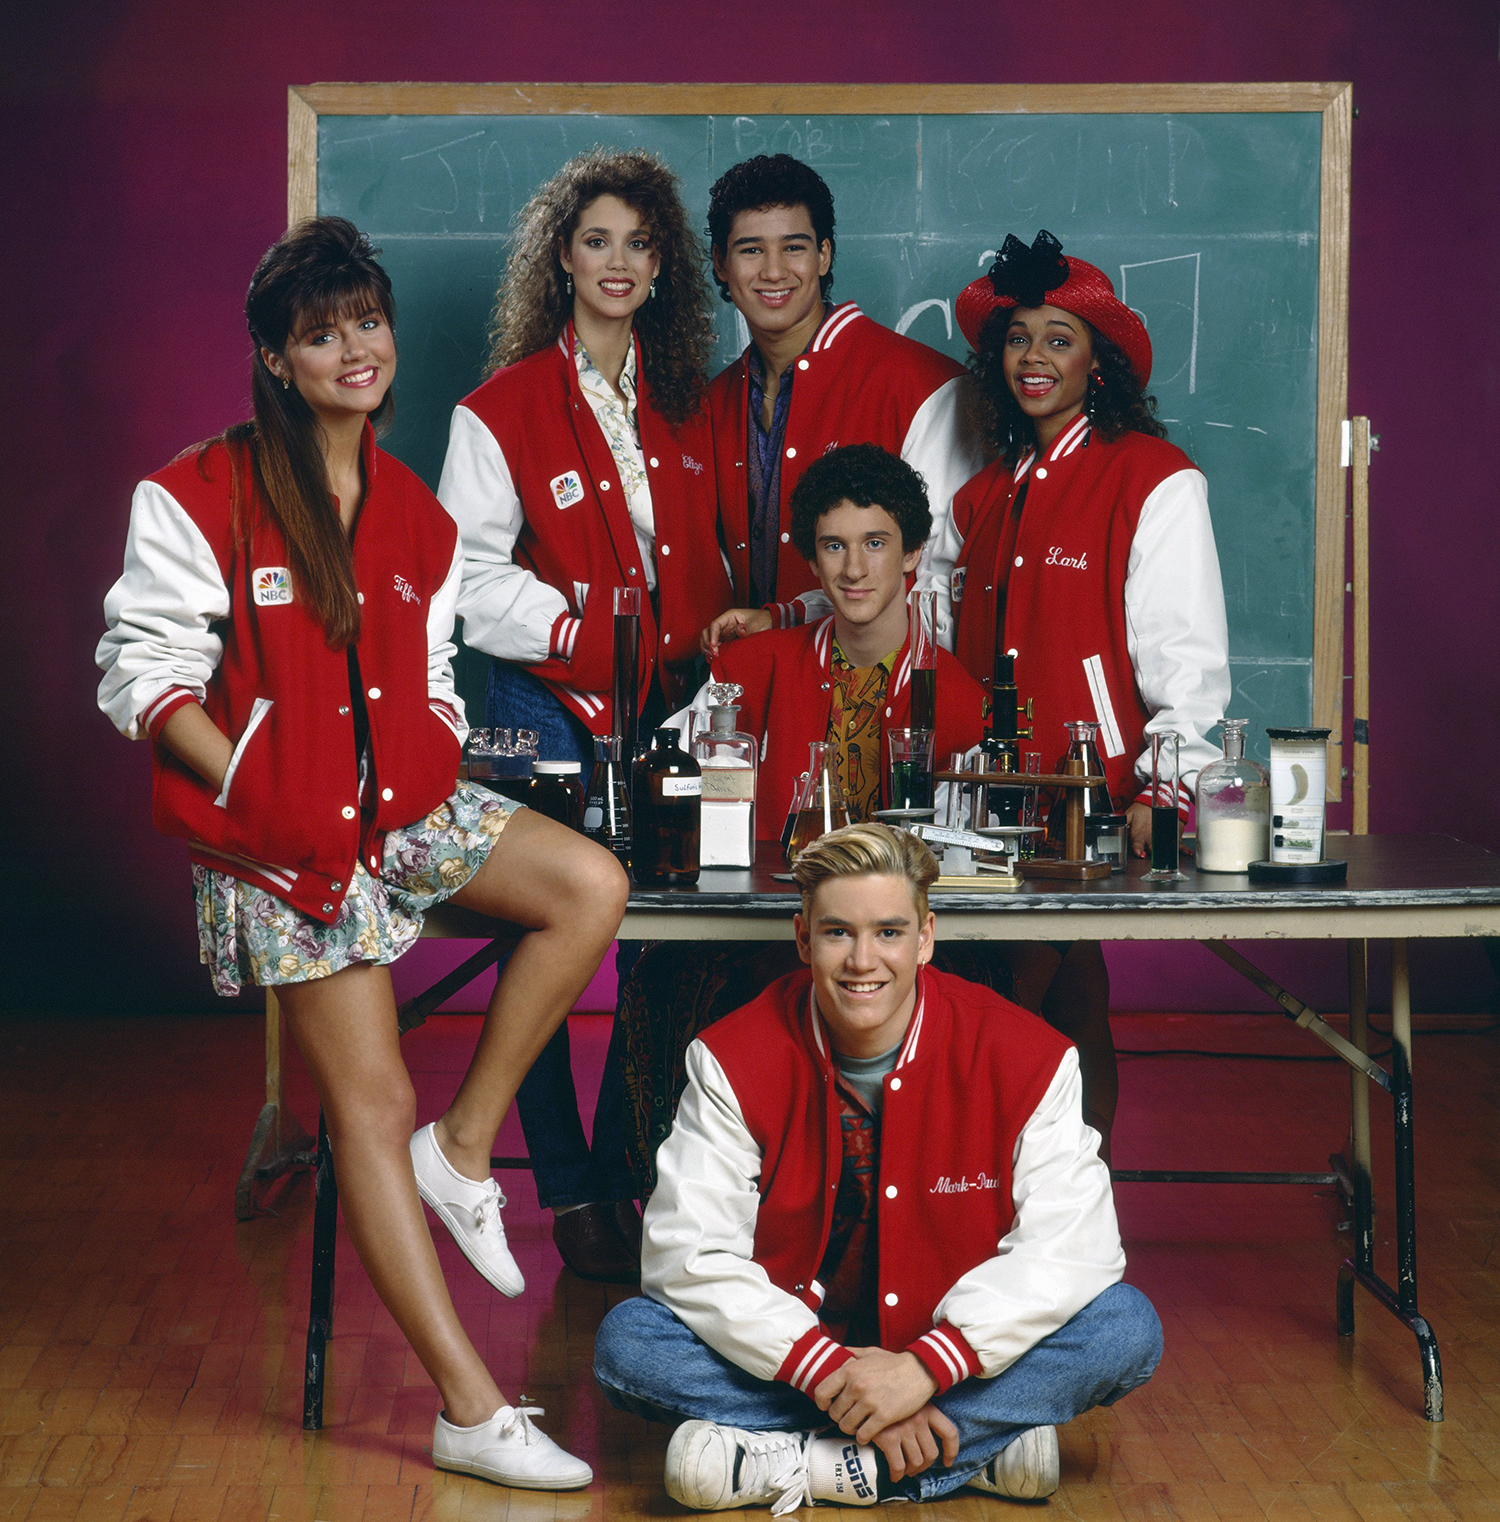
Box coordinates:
[826,638,899,822]
[575,334,657,591]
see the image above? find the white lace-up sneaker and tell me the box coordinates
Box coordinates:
[432,1402,592,1489]
[967,1424,1060,1500]
[665,1421,879,1515]
[410,1122,524,1297]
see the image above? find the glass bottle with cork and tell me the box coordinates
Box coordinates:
[693,684,756,868]
[631,727,701,885]
[1195,718,1270,873]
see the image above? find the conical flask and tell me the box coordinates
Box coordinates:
[1046,719,1115,853]
[787,741,851,861]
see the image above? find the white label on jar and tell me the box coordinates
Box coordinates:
[661,776,702,798]
[583,806,604,829]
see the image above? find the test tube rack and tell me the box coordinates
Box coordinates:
[935,756,1113,881]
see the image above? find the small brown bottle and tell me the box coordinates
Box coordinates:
[631,727,701,886]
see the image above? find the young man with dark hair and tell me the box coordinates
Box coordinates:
[702,155,983,652]
[594,822,1161,1508]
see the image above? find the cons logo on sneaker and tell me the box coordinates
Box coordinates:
[838,1445,876,1501]
[550,471,585,509]
[253,567,293,606]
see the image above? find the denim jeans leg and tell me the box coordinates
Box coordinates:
[594,1297,820,1431]
[907,1282,1163,1500]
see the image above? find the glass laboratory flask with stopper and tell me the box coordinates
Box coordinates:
[631,727,701,886]
[1195,718,1270,873]
[583,734,632,868]
[694,683,757,867]
[787,741,850,862]
[1046,720,1115,854]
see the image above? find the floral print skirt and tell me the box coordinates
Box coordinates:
[193,783,519,998]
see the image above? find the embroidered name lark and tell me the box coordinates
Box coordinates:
[1046,546,1089,569]
[930,1172,1000,1194]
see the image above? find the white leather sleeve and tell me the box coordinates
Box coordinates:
[437,405,567,663]
[1123,469,1232,798]
[426,532,468,742]
[96,480,229,739]
[902,376,987,652]
[641,1040,820,1382]
[934,1049,1125,1378]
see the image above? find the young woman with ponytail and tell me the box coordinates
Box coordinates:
[97,217,626,1488]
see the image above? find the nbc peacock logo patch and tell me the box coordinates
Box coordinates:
[253,567,294,606]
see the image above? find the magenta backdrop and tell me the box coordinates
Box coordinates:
[6,0,1497,1014]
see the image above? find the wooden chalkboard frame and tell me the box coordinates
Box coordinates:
[287,81,1353,797]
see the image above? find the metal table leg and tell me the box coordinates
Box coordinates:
[235,990,316,1220]
[303,1110,338,1431]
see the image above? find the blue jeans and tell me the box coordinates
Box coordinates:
[593,1283,1162,1500]
[486,661,635,1209]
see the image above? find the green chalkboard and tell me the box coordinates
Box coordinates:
[294,83,1351,767]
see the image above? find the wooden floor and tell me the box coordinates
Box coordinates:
[3,1000,1499,1521]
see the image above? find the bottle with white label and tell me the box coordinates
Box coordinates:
[1195,718,1271,872]
[693,683,756,868]
[631,726,701,885]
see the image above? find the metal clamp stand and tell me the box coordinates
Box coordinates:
[934,763,1112,881]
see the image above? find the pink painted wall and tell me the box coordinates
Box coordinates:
[7,0,1497,1013]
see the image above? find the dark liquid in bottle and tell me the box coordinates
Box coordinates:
[887,759,933,811]
[909,666,936,733]
[631,799,699,884]
[612,612,641,758]
[1151,805,1180,872]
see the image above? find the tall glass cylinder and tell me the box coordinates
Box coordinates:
[612,586,641,759]
[908,589,937,732]
[1147,731,1186,881]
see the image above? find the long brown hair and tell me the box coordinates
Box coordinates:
[485,148,713,425]
[212,217,395,647]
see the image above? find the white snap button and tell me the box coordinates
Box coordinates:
[785,447,797,459]
[381,787,393,801]
[821,682,830,691]
[628,567,637,575]
[330,881,342,892]
[885,1184,898,1199]
[341,805,356,820]
[1035,466,1048,479]
[661,544,671,555]
[370,855,379,870]
[984,586,993,594]
[885,707,893,718]
[884,1292,899,1307]
[780,532,790,543]
[649,456,659,468]
[798,359,809,370]
[357,593,365,604]
[889,1077,901,1091]
[1007,647,1019,657]
[1014,555,1024,567]
[322,902,334,913]
[367,687,381,700]
[600,480,611,490]
[663,633,671,645]
[737,542,747,551]
[339,705,350,716]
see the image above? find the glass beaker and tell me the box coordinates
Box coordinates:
[1018,750,1044,859]
[786,742,850,861]
[1046,720,1114,853]
[886,728,935,811]
[1146,731,1187,881]
[613,586,642,760]
[1196,718,1270,873]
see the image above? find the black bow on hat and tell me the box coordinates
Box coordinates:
[987,229,1070,309]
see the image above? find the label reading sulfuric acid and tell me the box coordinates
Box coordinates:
[661,776,702,798]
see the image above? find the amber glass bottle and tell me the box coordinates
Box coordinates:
[631,727,701,886]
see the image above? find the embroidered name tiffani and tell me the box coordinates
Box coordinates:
[1045,546,1089,569]
[930,1172,1000,1194]
[393,574,420,605]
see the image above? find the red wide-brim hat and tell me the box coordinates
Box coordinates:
[956,230,1153,387]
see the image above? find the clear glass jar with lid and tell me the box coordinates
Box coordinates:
[1195,719,1271,873]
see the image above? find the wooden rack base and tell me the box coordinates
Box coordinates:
[936,762,1112,880]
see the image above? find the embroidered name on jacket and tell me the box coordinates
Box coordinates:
[681,453,705,475]
[393,574,421,605]
[1045,546,1089,570]
[930,1172,1000,1193]
[252,567,293,606]
[549,470,585,509]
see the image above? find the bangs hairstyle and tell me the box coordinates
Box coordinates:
[789,443,931,560]
[791,823,940,922]
[215,216,396,648]
[968,307,1166,467]
[707,154,836,303]
[485,147,714,425]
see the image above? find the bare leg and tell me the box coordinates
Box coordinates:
[278,963,503,1427]
[1038,942,1117,1164]
[436,808,629,1180]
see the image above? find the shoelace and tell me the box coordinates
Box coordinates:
[471,1178,508,1235]
[495,1402,545,1445]
[736,1430,812,1517]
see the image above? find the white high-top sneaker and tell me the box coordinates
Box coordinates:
[665,1421,880,1515]
[966,1424,1060,1500]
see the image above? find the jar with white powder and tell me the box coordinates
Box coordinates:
[1195,719,1270,873]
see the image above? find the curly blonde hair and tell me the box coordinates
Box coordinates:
[484,148,714,425]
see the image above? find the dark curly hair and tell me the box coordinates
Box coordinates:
[485,148,714,425]
[967,308,1167,466]
[789,444,930,560]
[707,154,836,303]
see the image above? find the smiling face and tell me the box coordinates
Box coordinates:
[265,302,396,428]
[795,872,935,1058]
[559,193,660,327]
[1000,304,1095,449]
[810,499,922,639]
[713,203,831,343]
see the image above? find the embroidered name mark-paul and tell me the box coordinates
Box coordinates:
[930,1173,1000,1194]
[1045,546,1089,570]
[252,567,293,606]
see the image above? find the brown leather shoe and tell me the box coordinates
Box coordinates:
[552,1201,641,1283]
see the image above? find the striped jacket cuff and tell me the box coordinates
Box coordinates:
[1131,784,1194,822]
[907,1323,981,1392]
[550,614,581,661]
[142,686,200,740]
[776,1329,853,1395]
